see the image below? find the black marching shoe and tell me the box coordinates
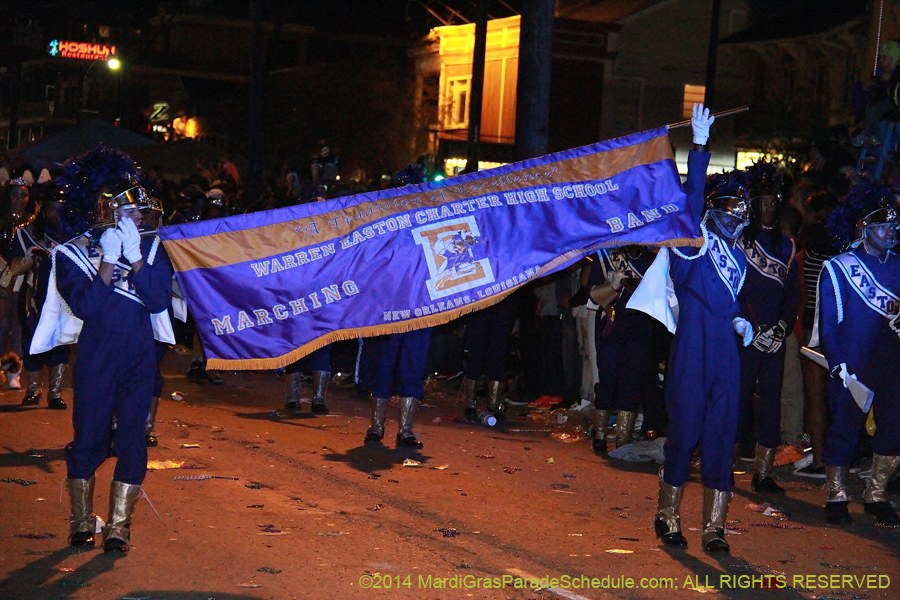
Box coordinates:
[69,531,95,546]
[47,396,67,410]
[464,406,478,420]
[703,530,730,553]
[751,473,785,495]
[396,432,423,449]
[104,537,128,553]
[592,437,607,455]
[864,501,900,527]
[186,361,207,384]
[21,391,41,406]
[825,501,852,525]
[311,402,329,415]
[145,434,158,448]
[654,518,687,546]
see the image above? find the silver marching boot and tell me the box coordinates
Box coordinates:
[486,380,504,418]
[863,455,900,526]
[145,396,160,447]
[654,468,687,546]
[592,409,609,454]
[397,396,423,448]
[284,371,302,411]
[365,397,390,443]
[103,480,142,553]
[751,444,784,494]
[311,370,330,415]
[21,370,42,406]
[67,477,96,546]
[825,465,852,525]
[614,410,637,448]
[47,364,67,409]
[701,487,731,553]
[462,378,477,419]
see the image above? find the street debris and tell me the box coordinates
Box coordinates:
[14,532,55,539]
[402,458,423,467]
[436,527,459,538]
[605,549,634,554]
[170,391,184,400]
[367,504,384,511]
[751,522,805,530]
[146,460,185,470]
[257,567,282,574]
[173,475,239,481]
[245,482,264,489]
[1,477,37,487]
[180,443,201,449]
[475,453,495,459]
[503,466,521,474]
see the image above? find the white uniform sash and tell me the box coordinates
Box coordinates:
[831,252,900,318]
[30,234,174,355]
[707,233,745,301]
[742,239,791,285]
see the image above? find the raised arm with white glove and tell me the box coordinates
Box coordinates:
[691,103,715,146]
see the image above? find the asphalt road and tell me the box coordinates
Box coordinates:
[0,351,897,600]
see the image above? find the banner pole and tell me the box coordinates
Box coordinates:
[667,105,749,129]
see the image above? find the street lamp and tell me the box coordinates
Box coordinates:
[80,57,120,122]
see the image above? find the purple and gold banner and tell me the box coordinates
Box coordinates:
[160,127,700,370]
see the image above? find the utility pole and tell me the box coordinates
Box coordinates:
[462,0,489,174]
[248,0,264,203]
[514,0,554,161]
[704,0,722,109]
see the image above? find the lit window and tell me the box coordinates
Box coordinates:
[682,85,706,119]
[446,77,471,129]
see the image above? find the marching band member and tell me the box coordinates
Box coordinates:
[655,104,752,553]
[588,244,667,453]
[736,163,800,495]
[817,182,900,527]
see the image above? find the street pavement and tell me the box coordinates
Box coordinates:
[0,351,897,599]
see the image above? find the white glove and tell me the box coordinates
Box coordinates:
[99,228,122,264]
[732,317,754,347]
[607,270,627,293]
[891,313,900,338]
[118,218,142,264]
[692,103,715,145]
[830,363,858,389]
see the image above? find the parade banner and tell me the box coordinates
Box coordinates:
[159,127,701,370]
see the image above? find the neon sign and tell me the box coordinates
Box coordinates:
[48,40,117,61]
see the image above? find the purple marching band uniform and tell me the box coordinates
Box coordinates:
[817,244,900,526]
[56,220,173,551]
[654,148,752,553]
[284,345,332,415]
[10,224,71,408]
[589,246,665,452]
[364,328,432,448]
[461,295,518,419]
[737,229,800,492]
[363,163,433,449]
